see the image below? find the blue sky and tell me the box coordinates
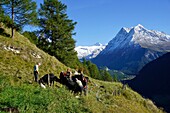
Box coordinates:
[32,0,170,46]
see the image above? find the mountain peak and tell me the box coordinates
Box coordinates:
[121,24,145,33]
[94,42,102,46]
[122,27,131,33]
[134,24,145,31]
[136,24,144,28]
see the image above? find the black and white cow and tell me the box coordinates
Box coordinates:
[59,72,89,95]
[39,73,60,87]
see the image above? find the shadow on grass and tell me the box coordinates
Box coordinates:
[0,28,10,37]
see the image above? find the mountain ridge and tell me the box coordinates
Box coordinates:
[92,24,170,74]
[75,43,106,60]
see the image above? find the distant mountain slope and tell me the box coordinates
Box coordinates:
[92,24,170,74]
[128,52,170,113]
[75,43,106,60]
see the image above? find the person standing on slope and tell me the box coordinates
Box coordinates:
[33,63,41,82]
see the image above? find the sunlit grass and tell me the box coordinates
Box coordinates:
[0,27,165,113]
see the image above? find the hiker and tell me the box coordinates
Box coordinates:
[82,76,88,96]
[33,62,41,82]
[78,69,83,75]
[66,68,72,81]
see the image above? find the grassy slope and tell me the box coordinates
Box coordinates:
[0,27,164,113]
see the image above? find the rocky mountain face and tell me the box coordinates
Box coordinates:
[92,24,170,74]
[128,52,170,113]
[75,43,106,60]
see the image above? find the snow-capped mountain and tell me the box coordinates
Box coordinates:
[75,43,106,60]
[92,24,170,74]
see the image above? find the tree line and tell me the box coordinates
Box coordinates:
[0,0,114,81]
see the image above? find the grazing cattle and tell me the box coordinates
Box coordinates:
[59,71,68,84]
[59,72,85,95]
[75,78,83,88]
[66,79,81,94]
[73,75,89,95]
[40,83,46,89]
[38,72,89,96]
[75,78,84,94]
[72,75,82,82]
[39,73,60,86]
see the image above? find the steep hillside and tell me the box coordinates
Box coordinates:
[92,24,170,74]
[128,52,170,113]
[0,27,164,113]
[0,28,69,80]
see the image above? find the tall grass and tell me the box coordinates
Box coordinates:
[0,74,89,113]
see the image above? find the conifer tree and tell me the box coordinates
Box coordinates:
[104,70,113,81]
[0,5,12,29]
[0,5,4,17]
[100,69,113,81]
[38,0,78,68]
[0,0,37,38]
[86,61,101,79]
[0,5,4,23]
[22,31,38,45]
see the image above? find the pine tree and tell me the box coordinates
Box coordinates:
[22,31,38,45]
[38,0,78,68]
[0,5,3,17]
[81,58,90,75]
[0,5,12,31]
[104,70,113,81]
[100,69,113,81]
[0,5,4,24]
[0,0,37,38]
[85,61,101,79]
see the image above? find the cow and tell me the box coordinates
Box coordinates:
[59,71,85,95]
[59,71,89,95]
[39,73,60,87]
